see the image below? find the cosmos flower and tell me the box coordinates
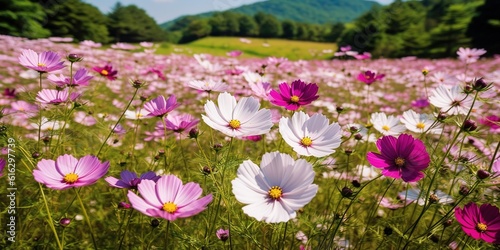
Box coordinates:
[269,80,319,111]
[397,188,454,206]
[457,47,486,64]
[370,112,406,136]
[227,50,242,57]
[216,228,230,241]
[36,89,69,105]
[105,170,160,189]
[187,80,228,93]
[124,109,150,120]
[279,111,342,157]
[202,92,272,138]
[0,158,5,178]
[411,98,430,109]
[367,134,430,182]
[400,109,442,134]
[231,152,318,223]
[357,70,384,85]
[429,85,481,116]
[48,68,94,87]
[127,174,213,221]
[143,95,179,117]
[18,49,65,73]
[455,202,500,244]
[92,64,118,80]
[163,113,199,134]
[33,154,110,190]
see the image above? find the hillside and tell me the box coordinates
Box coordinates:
[161,0,380,29]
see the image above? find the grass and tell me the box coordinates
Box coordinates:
[155,37,337,60]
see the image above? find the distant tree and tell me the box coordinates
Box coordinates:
[323,23,345,42]
[254,12,282,38]
[296,23,311,41]
[108,3,167,42]
[209,12,240,36]
[168,16,199,31]
[43,0,109,42]
[180,19,212,43]
[281,20,297,39]
[238,15,259,37]
[467,0,500,55]
[0,0,50,38]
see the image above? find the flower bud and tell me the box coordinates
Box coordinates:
[422,69,429,76]
[461,120,477,132]
[443,219,453,227]
[132,79,145,89]
[429,194,439,204]
[151,219,160,228]
[336,106,344,113]
[354,133,363,141]
[341,186,353,198]
[459,185,469,195]
[188,128,199,139]
[384,226,393,236]
[213,143,223,152]
[216,228,229,242]
[477,169,490,179]
[32,152,41,159]
[59,218,71,227]
[67,53,83,63]
[202,166,212,175]
[473,78,488,91]
[351,180,361,188]
[118,202,131,209]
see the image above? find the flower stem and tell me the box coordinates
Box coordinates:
[39,183,63,250]
[75,188,98,249]
[164,220,171,250]
[96,87,139,157]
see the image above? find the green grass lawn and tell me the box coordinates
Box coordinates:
[156,37,337,60]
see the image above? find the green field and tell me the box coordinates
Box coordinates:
[156,37,337,60]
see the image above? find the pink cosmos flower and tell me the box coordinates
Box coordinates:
[33,154,110,190]
[18,49,65,73]
[143,95,179,117]
[127,174,213,221]
[105,170,160,189]
[480,115,500,131]
[3,88,16,99]
[92,64,118,80]
[455,202,500,244]
[357,70,385,85]
[457,47,487,64]
[48,68,94,87]
[227,50,242,57]
[367,134,430,182]
[36,89,69,105]
[269,79,319,111]
[354,52,372,60]
[163,113,199,134]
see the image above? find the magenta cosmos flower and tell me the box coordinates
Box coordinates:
[367,134,430,182]
[127,174,213,221]
[357,70,385,85]
[92,64,118,80]
[48,68,94,87]
[143,95,179,117]
[105,170,160,189]
[18,49,65,73]
[455,202,500,244]
[269,79,319,111]
[33,154,110,190]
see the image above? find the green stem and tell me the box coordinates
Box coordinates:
[96,87,139,157]
[75,188,98,249]
[164,221,171,250]
[39,184,63,250]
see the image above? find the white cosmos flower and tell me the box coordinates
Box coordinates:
[401,109,442,134]
[202,92,272,137]
[370,112,406,136]
[187,79,228,93]
[279,111,342,157]
[124,109,150,120]
[231,151,318,223]
[429,84,481,116]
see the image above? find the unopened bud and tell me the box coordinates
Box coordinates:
[67,53,83,63]
[477,169,490,179]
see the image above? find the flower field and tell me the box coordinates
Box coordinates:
[1,35,499,249]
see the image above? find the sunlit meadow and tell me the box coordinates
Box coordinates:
[0,35,499,249]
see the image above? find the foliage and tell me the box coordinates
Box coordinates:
[43,0,110,43]
[0,0,50,38]
[467,0,500,55]
[107,3,168,43]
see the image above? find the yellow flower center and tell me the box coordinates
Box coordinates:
[476,222,487,232]
[382,125,390,131]
[101,69,109,76]
[394,157,405,167]
[162,202,177,213]
[416,122,425,129]
[290,95,300,103]
[268,186,283,200]
[300,137,313,147]
[229,119,241,129]
[63,173,79,184]
[38,63,46,67]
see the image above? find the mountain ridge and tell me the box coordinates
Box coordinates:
[161,0,380,29]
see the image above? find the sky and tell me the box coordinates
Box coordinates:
[83,0,394,25]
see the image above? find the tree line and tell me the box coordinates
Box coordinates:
[0,0,498,58]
